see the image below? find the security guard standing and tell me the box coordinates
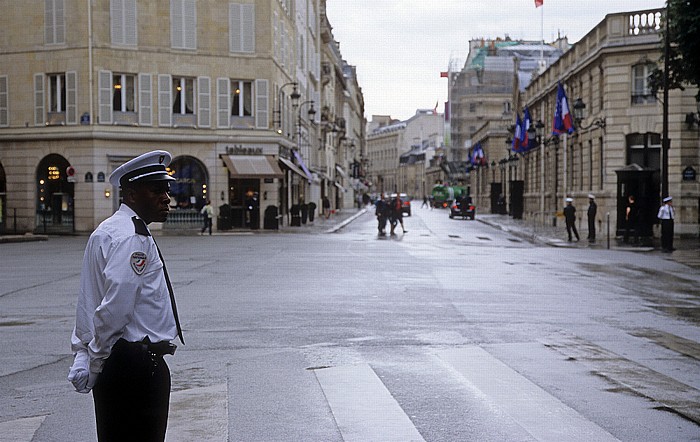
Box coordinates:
[68,150,184,441]
[657,196,675,252]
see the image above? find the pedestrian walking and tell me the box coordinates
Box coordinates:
[200,199,214,235]
[624,195,639,244]
[587,194,597,243]
[657,196,675,252]
[421,195,429,208]
[389,194,406,235]
[322,196,331,219]
[563,197,580,242]
[68,150,185,442]
[375,193,390,235]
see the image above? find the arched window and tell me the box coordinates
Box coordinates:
[36,154,74,232]
[168,156,209,210]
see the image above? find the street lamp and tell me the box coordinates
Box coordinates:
[296,100,316,147]
[572,98,606,130]
[273,82,301,134]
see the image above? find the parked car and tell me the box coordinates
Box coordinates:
[449,196,475,220]
[390,193,411,216]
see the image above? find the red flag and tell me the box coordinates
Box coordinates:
[535,0,543,7]
[440,71,448,78]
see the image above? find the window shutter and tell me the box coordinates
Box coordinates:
[65,70,77,124]
[241,4,255,53]
[110,0,124,44]
[98,70,112,124]
[273,11,279,60]
[158,74,172,127]
[54,0,65,43]
[184,0,196,49]
[313,91,321,124]
[255,79,268,129]
[34,73,45,126]
[171,0,183,48]
[280,21,286,66]
[125,0,137,45]
[0,76,8,127]
[217,77,230,128]
[138,73,152,126]
[229,3,241,52]
[197,76,211,128]
[45,0,55,44]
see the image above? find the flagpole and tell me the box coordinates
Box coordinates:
[563,132,568,205]
[540,2,544,62]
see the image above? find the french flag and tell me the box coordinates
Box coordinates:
[521,106,532,151]
[553,82,575,135]
[512,113,522,153]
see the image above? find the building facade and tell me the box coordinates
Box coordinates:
[470,8,699,238]
[366,110,444,197]
[0,0,364,234]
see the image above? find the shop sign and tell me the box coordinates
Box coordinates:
[682,166,696,181]
[227,145,264,155]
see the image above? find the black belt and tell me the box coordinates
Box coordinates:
[115,338,177,357]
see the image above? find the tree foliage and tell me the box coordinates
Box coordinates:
[650,0,700,100]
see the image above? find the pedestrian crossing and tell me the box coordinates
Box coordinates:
[162,343,652,442]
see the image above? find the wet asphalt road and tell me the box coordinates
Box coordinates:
[1,203,699,441]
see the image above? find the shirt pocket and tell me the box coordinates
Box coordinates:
[142,254,166,301]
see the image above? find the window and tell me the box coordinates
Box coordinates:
[627,133,661,169]
[111,0,137,46]
[48,74,66,113]
[113,74,136,112]
[171,0,196,50]
[172,77,194,114]
[45,0,65,44]
[231,80,252,117]
[230,3,255,53]
[631,63,656,105]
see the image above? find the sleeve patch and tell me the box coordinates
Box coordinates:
[130,251,148,275]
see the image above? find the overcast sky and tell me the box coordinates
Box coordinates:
[324,0,667,122]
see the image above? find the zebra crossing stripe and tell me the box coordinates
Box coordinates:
[314,364,425,442]
[438,346,620,442]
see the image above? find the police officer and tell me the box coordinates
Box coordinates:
[657,196,675,252]
[563,197,580,242]
[587,194,597,243]
[68,150,184,442]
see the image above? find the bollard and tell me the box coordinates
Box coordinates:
[606,212,610,249]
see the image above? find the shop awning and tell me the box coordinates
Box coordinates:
[221,155,283,179]
[279,157,309,181]
[292,150,314,182]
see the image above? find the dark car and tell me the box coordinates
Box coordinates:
[449,196,475,220]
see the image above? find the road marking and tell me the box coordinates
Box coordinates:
[314,364,425,442]
[0,415,46,442]
[167,384,228,442]
[438,347,619,442]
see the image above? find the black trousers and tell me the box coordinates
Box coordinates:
[566,220,579,240]
[587,217,596,240]
[661,219,674,251]
[93,339,171,442]
[201,217,212,234]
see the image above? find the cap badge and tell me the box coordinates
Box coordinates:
[159,155,165,164]
[130,252,147,275]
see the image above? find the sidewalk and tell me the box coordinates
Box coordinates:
[478,213,700,268]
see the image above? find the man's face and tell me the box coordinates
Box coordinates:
[126,181,171,224]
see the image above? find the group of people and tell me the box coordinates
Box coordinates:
[563,194,676,251]
[375,193,406,235]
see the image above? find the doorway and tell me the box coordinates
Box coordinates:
[229,178,260,229]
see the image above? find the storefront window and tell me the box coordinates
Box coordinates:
[167,156,208,210]
[36,154,74,232]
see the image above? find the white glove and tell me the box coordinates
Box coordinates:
[68,350,90,393]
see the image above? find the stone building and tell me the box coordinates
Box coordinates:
[508,8,698,239]
[366,110,444,197]
[0,0,364,234]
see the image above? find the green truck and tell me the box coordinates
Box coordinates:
[431,184,467,208]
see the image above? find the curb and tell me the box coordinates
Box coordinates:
[324,208,368,233]
[0,234,49,244]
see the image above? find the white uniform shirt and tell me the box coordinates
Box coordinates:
[657,203,675,220]
[71,204,177,373]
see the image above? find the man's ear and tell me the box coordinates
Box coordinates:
[121,186,136,204]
